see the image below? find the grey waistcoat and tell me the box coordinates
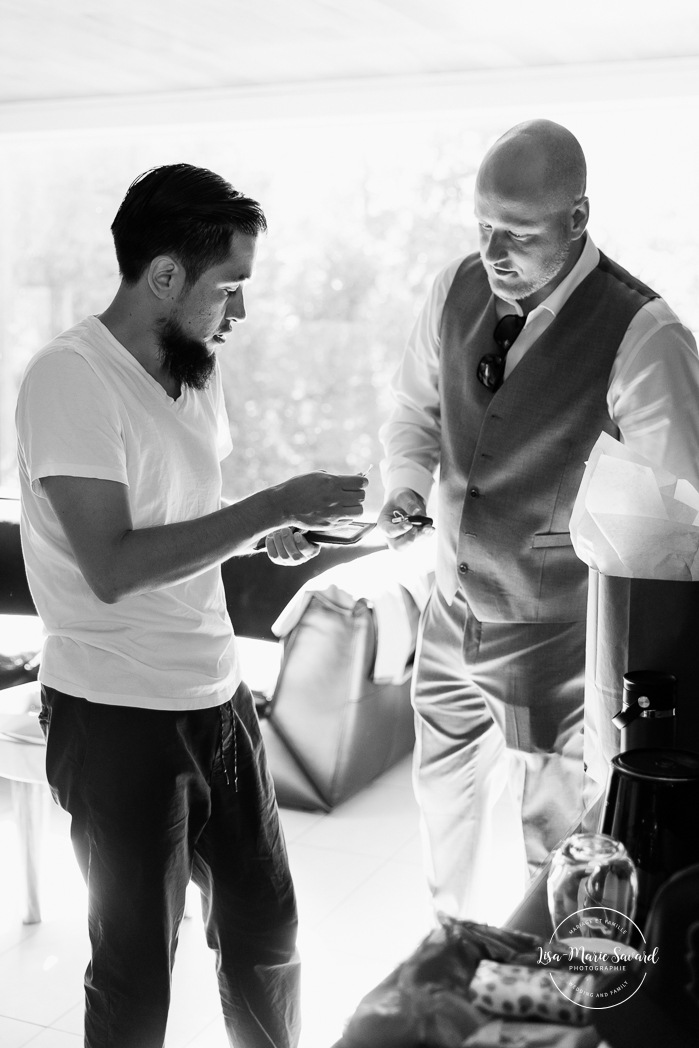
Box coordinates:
[437,251,658,622]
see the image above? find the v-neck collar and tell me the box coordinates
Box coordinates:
[89,316,189,410]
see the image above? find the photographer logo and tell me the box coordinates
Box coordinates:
[539,906,659,1009]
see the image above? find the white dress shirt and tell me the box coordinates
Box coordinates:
[381,235,699,500]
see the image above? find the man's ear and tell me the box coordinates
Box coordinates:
[571,196,590,241]
[147,256,183,300]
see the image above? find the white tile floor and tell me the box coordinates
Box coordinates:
[0,756,440,1048]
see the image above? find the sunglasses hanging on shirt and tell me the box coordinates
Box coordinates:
[477,314,526,392]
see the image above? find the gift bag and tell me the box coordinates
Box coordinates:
[262,588,418,811]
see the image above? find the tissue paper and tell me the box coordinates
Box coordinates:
[570,434,699,580]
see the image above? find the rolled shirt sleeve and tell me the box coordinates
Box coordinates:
[608,299,699,491]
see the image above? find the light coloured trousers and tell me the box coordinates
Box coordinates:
[412,585,586,922]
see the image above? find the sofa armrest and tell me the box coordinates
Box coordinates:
[221,539,386,641]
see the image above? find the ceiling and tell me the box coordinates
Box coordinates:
[1,0,699,132]
[3,0,699,101]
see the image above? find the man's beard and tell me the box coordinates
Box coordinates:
[483,236,572,304]
[156,315,217,391]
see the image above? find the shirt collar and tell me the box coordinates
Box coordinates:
[506,234,600,323]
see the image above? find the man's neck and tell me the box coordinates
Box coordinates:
[98,295,179,398]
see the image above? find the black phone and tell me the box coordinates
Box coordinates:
[304,522,377,545]
[254,521,377,551]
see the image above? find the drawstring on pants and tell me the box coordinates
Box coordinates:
[218,701,239,792]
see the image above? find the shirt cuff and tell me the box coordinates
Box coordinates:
[381,464,435,505]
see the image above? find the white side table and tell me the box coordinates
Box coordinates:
[0,679,49,924]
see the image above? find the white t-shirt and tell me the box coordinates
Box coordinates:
[15,315,241,711]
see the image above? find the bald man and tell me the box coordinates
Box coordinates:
[378,119,699,921]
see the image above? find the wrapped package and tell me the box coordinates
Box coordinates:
[339,919,611,1048]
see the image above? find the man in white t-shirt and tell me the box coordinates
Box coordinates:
[15,163,366,1048]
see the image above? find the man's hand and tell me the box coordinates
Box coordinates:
[261,527,321,566]
[40,470,368,602]
[378,487,432,550]
[272,471,368,530]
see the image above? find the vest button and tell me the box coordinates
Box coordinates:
[458,562,469,574]
[469,487,480,498]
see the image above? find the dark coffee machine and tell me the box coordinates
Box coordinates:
[601,748,699,932]
[612,670,677,752]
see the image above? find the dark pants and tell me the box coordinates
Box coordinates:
[40,681,300,1048]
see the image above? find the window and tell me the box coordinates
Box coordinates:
[2,96,698,513]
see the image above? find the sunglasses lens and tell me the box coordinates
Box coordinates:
[494,314,526,349]
[477,314,525,391]
[477,354,503,390]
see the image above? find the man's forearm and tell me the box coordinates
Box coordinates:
[43,469,366,604]
[103,488,282,603]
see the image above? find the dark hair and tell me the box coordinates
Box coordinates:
[111,163,267,286]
